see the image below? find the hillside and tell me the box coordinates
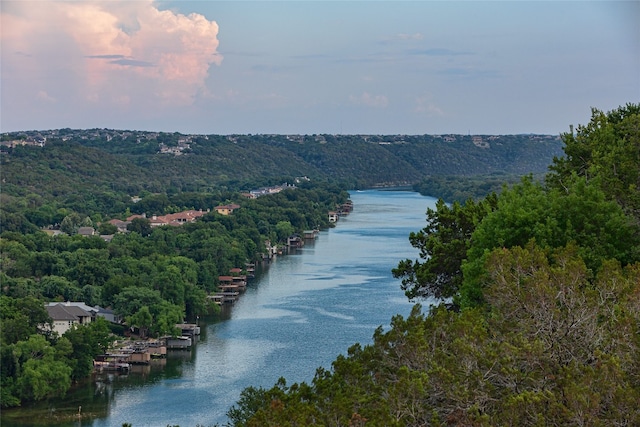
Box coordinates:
[1,129,562,200]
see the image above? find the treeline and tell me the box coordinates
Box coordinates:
[224,104,640,426]
[0,183,350,408]
[412,173,531,203]
[0,131,562,210]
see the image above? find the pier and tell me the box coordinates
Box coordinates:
[209,267,252,305]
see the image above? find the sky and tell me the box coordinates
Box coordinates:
[1,1,638,135]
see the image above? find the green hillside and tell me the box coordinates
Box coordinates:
[1,130,562,204]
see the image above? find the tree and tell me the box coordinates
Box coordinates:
[97,221,118,235]
[460,176,640,308]
[60,212,92,235]
[127,217,152,236]
[548,103,640,223]
[12,335,72,401]
[0,296,51,345]
[392,194,497,302]
[127,306,153,339]
[62,318,114,380]
[275,221,295,243]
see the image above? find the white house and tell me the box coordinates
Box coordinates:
[45,303,93,335]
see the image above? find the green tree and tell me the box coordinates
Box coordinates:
[548,103,640,222]
[392,194,497,302]
[112,287,163,319]
[275,221,295,242]
[0,296,51,345]
[60,212,91,235]
[460,176,639,307]
[12,335,72,401]
[128,306,153,339]
[62,317,114,380]
[97,221,118,235]
[127,217,152,236]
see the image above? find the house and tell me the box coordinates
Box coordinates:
[108,219,130,233]
[328,211,339,223]
[119,210,208,229]
[46,301,122,325]
[45,303,93,335]
[214,204,240,215]
[287,234,303,248]
[77,227,95,236]
[126,214,147,221]
[149,210,208,227]
[303,230,318,239]
[96,306,121,323]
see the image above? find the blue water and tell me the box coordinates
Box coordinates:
[3,190,437,427]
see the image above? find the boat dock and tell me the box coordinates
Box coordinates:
[209,268,252,305]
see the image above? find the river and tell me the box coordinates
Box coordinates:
[2,189,438,427]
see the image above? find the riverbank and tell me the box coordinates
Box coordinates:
[2,190,435,427]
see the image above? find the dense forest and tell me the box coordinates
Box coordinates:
[0,131,561,216]
[223,104,640,426]
[412,173,530,203]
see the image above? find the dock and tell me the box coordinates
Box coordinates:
[176,323,200,337]
[166,336,192,350]
[209,268,252,305]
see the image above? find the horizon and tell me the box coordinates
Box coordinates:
[2,1,638,135]
[1,127,563,138]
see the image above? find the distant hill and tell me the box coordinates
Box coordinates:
[1,129,562,197]
[2,129,562,187]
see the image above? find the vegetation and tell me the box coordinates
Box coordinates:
[0,131,561,222]
[412,173,529,203]
[0,296,113,407]
[0,181,350,408]
[225,104,640,425]
[1,109,628,421]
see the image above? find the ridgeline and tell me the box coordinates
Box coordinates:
[1,130,562,206]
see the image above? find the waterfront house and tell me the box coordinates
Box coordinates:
[303,230,318,239]
[45,303,93,335]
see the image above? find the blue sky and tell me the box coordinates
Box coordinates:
[1,1,638,135]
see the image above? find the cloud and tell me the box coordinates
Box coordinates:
[408,48,470,56]
[414,96,444,117]
[349,92,389,108]
[396,33,424,41]
[1,0,222,111]
[36,90,56,103]
[439,67,501,79]
[108,58,155,68]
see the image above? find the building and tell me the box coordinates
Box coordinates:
[45,302,121,335]
[45,303,93,335]
[214,204,240,215]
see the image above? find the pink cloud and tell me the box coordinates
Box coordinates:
[1,0,222,109]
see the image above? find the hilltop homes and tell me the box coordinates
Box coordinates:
[147,210,209,227]
[108,209,212,231]
[103,205,244,236]
[214,204,240,215]
[242,183,296,199]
